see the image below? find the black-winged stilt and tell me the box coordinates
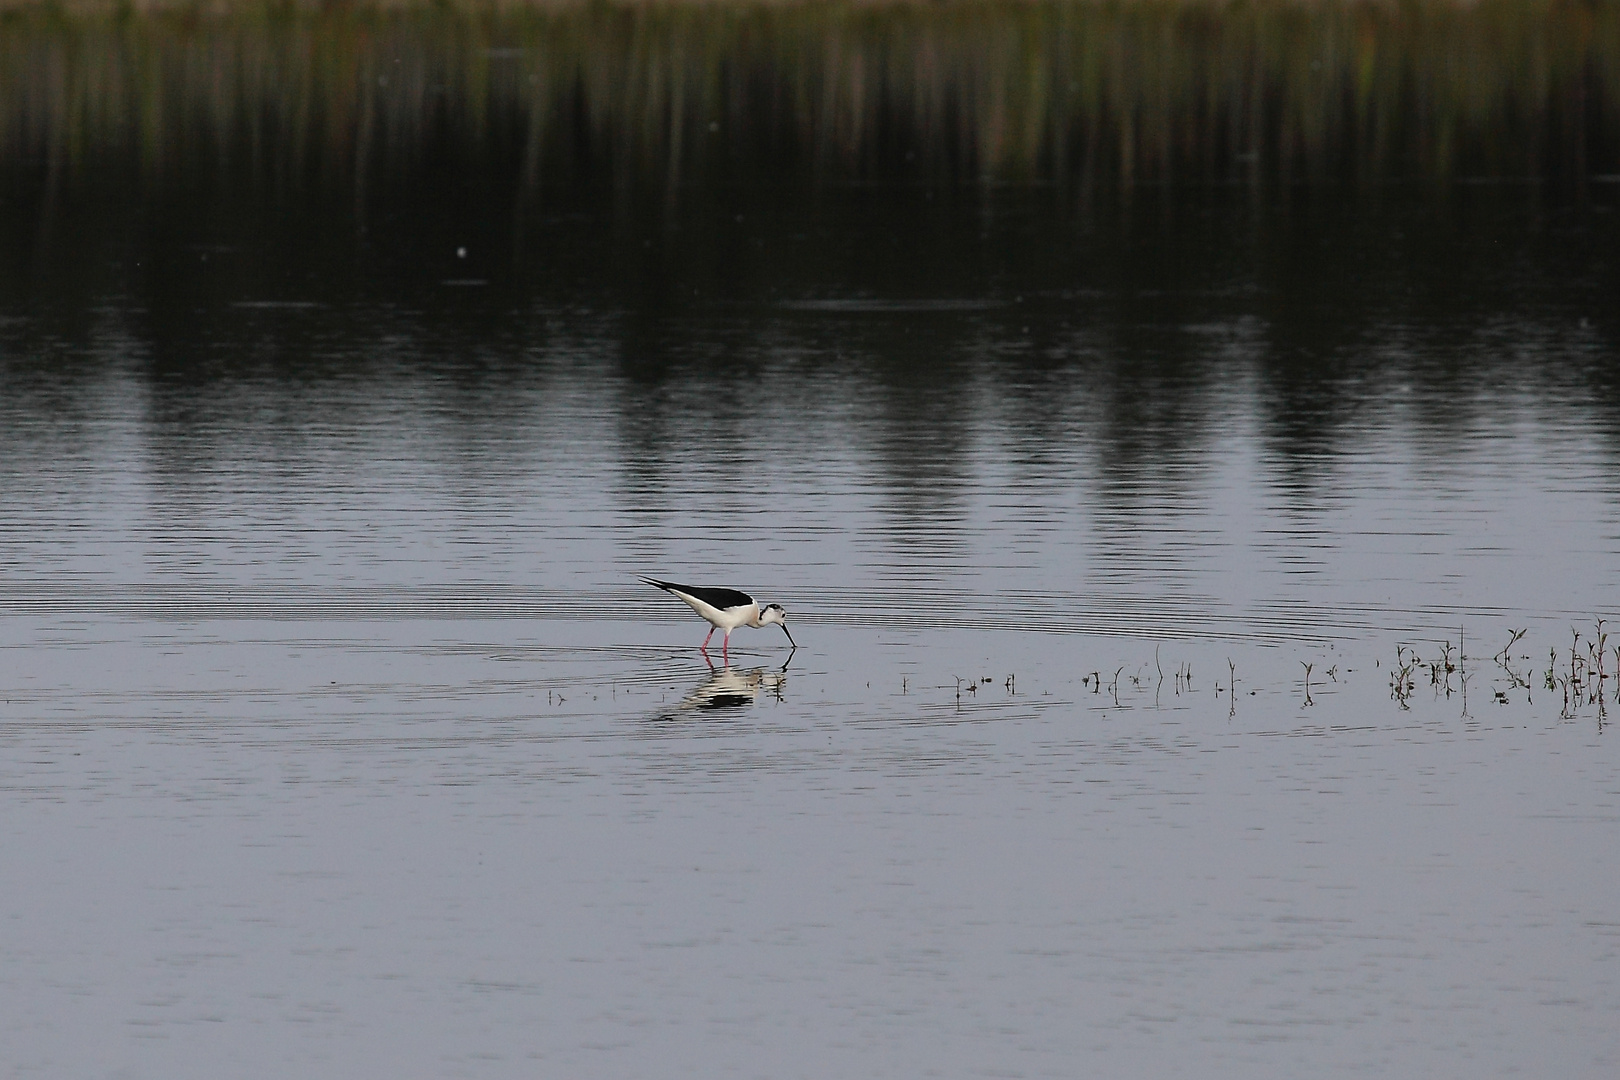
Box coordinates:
[640,577,796,658]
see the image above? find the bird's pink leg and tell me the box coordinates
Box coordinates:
[722,629,731,662]
[701,626,715,652]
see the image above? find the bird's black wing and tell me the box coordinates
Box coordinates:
[641,578,755,610]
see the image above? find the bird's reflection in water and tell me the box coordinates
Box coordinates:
[681,664,787,711]
[658,652,793,718]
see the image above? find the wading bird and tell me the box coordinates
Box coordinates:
[640,577,796,659]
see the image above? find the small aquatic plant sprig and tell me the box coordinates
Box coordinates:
[1427,639,1457,689]
[1494,628,1531,702]
[1389,645,1417,709]
[1226,658,1236,720]
[1589,619,1608,694]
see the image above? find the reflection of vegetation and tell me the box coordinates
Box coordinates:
[1389,618,1619,723]
[1,0,1613,193]
[1539,620,1616,721]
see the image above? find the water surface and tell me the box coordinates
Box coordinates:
[3,155,1620,1076]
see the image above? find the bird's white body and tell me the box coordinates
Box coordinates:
[641,578,794,657]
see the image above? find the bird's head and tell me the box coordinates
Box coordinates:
[759,603,796,647]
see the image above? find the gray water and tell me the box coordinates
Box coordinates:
[3,184,1620,1077]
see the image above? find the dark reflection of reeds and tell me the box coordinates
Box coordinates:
[1,0,1614,196]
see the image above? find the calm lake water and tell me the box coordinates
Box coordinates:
[3,171,1620,1078]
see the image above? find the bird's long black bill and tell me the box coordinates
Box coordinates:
[780,623,796,648]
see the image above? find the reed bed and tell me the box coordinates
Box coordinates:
[1,0,1615,194]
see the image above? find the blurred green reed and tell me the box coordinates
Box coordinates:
[1,0,1614,194]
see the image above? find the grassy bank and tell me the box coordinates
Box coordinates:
[1,0,1614,194]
